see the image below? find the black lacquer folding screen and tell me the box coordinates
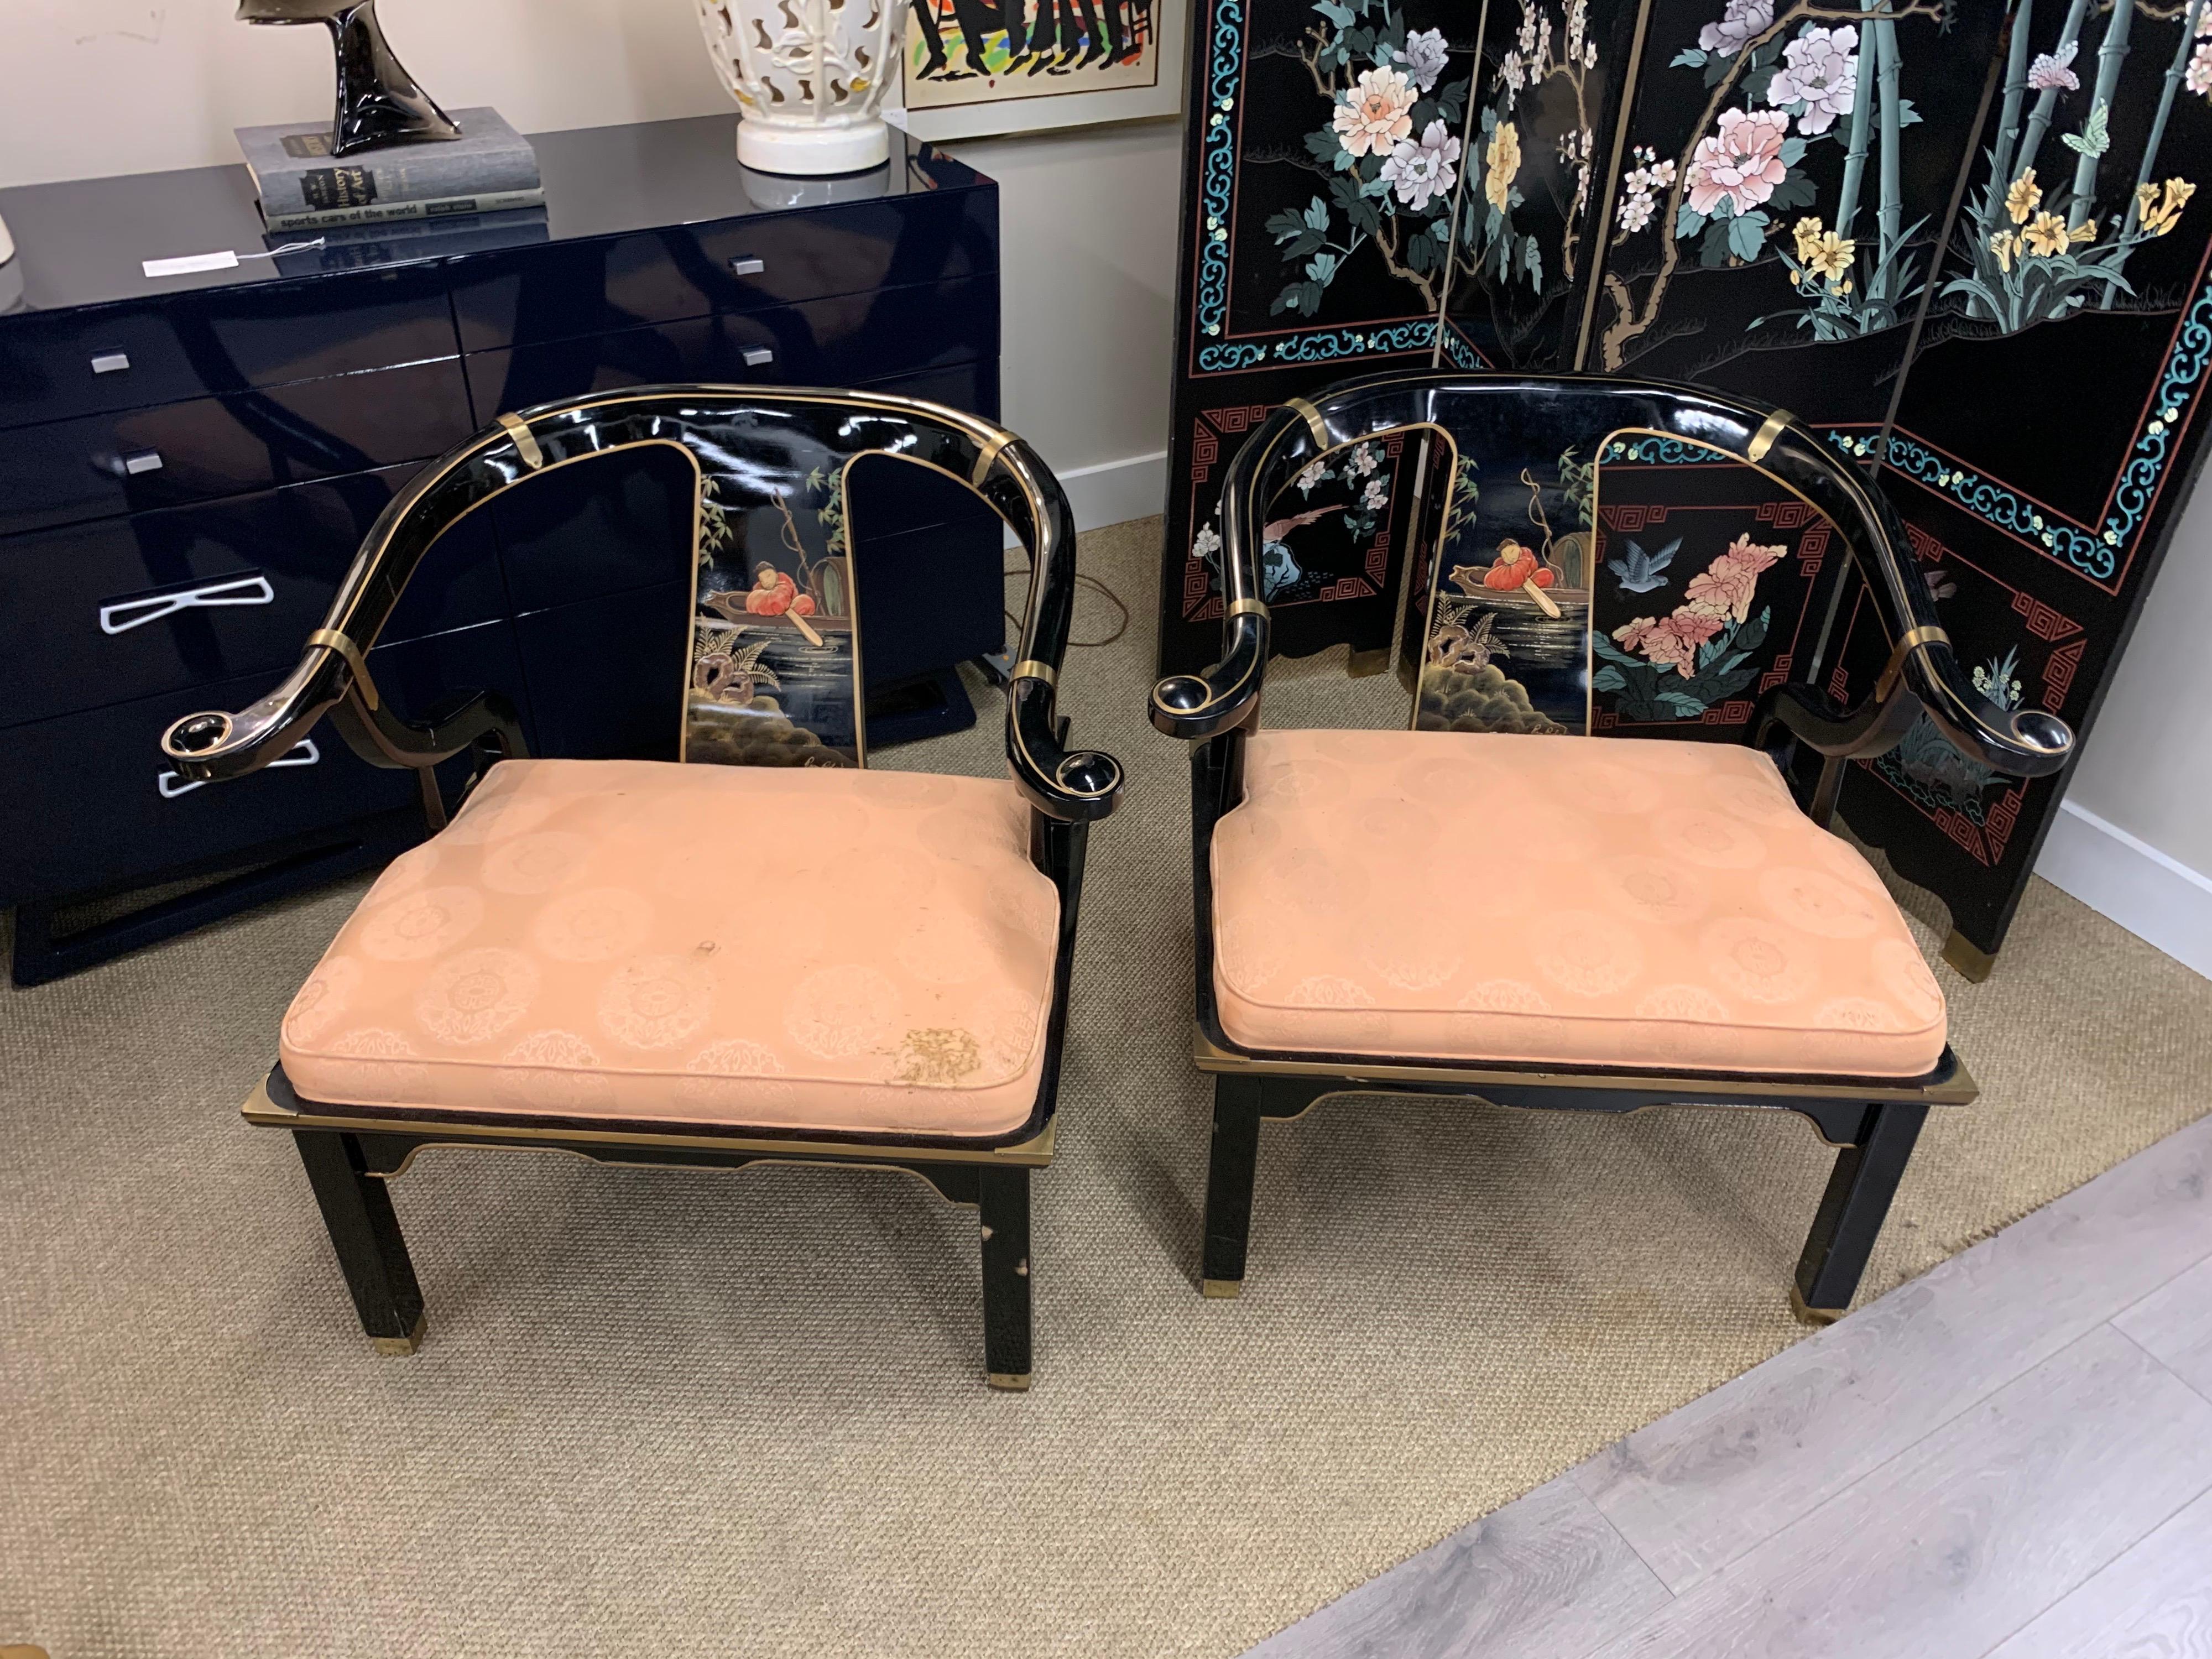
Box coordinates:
[1160,0,2212,969]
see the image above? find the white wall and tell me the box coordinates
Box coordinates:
[0,0,1183,516]
[2033,482,2212,977]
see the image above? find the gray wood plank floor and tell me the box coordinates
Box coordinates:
[1248,1112,2212,1659]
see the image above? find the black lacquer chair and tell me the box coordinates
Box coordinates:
[1151,369,2072,1322]
[160,386,1121,1389]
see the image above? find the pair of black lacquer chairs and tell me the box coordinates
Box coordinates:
[160,374,2073,1389]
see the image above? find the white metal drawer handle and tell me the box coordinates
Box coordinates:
[121,448,165,476]
[731,257,766,276]
[158,737,318,799]
[742,346,774,367]
[91,351,132,375]
[101,573,276,635]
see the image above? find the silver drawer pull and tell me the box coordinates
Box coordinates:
[742,346,774,367]
[101,573,275,635]
[90,351,132,375]
[122,448,165,476]
[730,256,766,276]
[159,737,318,799]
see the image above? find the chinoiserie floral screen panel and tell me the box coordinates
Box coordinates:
[1830,0,2212,957]
[1161,0,2212,963]
[1159,0,1488,677]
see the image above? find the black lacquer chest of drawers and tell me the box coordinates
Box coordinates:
[0,118,1001,983]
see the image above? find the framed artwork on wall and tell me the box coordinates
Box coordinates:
[890,0,1188,139]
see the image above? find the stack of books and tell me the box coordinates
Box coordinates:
[236,107,541,232]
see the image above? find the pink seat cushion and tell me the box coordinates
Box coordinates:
[280,759,1060,1139]
[1211,729,1947,1078]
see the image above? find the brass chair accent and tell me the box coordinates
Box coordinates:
[162,387,1121,1389]
[1152,370,2072,1322]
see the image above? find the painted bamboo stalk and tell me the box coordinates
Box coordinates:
[2071,0,2136,228]
[2018,0,2094,182]
[1836,7,1879,238]
[1989,0,2036,207]
[1874,11,1904,269]
[2100,0,2200,304]
[2124,0,2201,232]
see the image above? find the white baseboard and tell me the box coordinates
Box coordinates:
[1057,450,1168,533]
[2034,800,2212,979]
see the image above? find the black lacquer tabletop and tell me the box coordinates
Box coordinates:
[0,118,987,315]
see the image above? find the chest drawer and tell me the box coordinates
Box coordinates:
[0,358,475,538]
[463,276,998,417]
[1,619,529,905]
[448,188,998,352]
[0,465,505,728]
[0,264,458,429]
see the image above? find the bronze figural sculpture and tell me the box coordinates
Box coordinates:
[237,0,462,157]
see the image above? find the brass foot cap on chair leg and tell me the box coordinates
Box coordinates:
[372,1311,427,1355]
[1201,1277,1244,1300]
[1788,1286,1843,1327]
[987,1371,1032,1391]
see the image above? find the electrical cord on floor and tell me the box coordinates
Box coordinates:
[1004,562,1130,649]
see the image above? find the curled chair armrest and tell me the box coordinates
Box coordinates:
[988,436,1123,824]
[1152,402,1310,740]
[1747,429,2074,780]
[1009,669,1123,822]
[1150,599,1269,739]
[158,632,524,785]
[1899,632,2073,777]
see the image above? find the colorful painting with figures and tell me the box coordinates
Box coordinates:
[685,463,863,769]
[1414,443,1595,735]
[902,0,1161,109]
[1415,429,1824,742]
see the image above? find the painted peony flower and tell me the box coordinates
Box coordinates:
[1615,611,1726,676]
[1686,108,1790,218]
[1767,25,1858,134]
[1334,67,1417,158]
[2027,39,2079,91]
[1485,120,1523,213]
[1698,0,1774,59]
[1401,27,1450,92]
[1683,535,1786,623]
[1381,119,1463,212]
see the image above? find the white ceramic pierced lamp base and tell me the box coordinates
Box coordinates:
[738,118,887,175]
[696,0,909,178]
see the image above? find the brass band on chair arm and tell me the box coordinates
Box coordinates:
[494,412,545,471]
[1746,408,1794,464]
[1283,397,1329,446]
[1010,659,1057,687]
[305,628,380,711]
[1873,624,1951,701]
[970,429,1014,486]
[1226,597,1270,621]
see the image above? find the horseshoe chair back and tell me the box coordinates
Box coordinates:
[1151,368,2074,1321]
[156,387,1122,1390]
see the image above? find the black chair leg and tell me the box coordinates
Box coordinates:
[978,1166,1032,1391]
[293,1129,426,1354]
[1792,1102,1929,1323]
[1201,1073,1265,1298]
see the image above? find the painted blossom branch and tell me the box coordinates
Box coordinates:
[1597,0,1944,369]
